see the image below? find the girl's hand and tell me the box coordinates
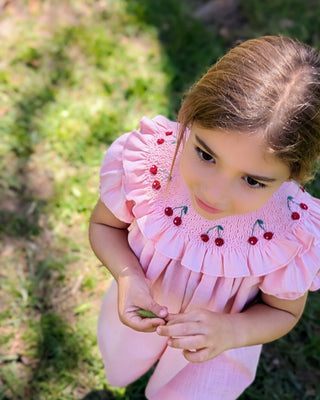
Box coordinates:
[117,272,168,333]
[89,201,168,332]
[156,309,234,363]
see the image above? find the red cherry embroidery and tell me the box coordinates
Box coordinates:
[215,238,224,247]
[165,131,173,136]
[287,196,307,220]
[157,138,164,144]
[248,236,258,245]
[165,206,188,226]
[173,216,182,226]
[201,225,224,246]
[291,212,300,220]
[249,219,273,244]
[300,186,305,192]
[152,180,161,190]
[201,234,209,242]
[263,232,273,240]
[150,165,158,175]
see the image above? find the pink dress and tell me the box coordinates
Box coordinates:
[97,115,320,399]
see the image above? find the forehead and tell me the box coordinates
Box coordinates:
[190,123,267,153]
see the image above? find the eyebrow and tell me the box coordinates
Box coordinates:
[194,134,277,183]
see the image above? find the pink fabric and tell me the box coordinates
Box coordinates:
[97,115,320,399]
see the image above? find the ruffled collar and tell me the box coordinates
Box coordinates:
[122,115,320,277]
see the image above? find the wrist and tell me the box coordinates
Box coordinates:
[223,313,243,350]
[116,264,145,283]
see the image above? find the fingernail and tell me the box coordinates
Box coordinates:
[159,309,166,317]
[156,327,161,334]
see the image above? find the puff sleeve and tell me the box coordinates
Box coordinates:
[99,132,135,224]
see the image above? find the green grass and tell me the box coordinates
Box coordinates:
[0,0,319,399]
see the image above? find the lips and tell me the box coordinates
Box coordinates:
[195,196,223,214]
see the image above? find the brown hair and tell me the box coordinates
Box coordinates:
[176,36,320,183]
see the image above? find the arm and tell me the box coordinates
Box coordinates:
[231,292,307,348]
[89,199,168,332]
[157,291,307,362]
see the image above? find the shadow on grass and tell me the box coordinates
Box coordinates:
[0,23,74,236]
[0,22,94,399]
[81,368,153,400]
[0,6,160,396]
[31,314,84,390]
[81,391,118,400]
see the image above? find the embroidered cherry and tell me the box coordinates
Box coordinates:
[215,238,224,247]
[165,206,188,226]
[263,232,274,240]
[201,225,224,246]
[157,138,164,144]
[248,236,258,245]
[249,219,273,245]
[300,186,305,192]
[150,165,158,175]
[200,233,209,242]
[287,196,307,220]
[173,216,182,226]
[291,212,300,220]
[165,131,173,136]
[152,180,161,190]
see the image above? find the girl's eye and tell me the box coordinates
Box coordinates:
[243,176,265,189]
[196,147,215,163]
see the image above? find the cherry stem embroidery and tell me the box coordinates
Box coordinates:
[248,219,273,244]
[287,196,308,220]
[251,219,265,236]
[173,206,188,217]
[159,169,172,181]
[201,225,224,245]
[206,225,224,237]
[287,196,295,211]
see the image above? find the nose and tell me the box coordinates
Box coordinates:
[201,172,231,206]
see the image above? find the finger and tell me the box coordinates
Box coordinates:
[139,317,167,332]
[122,313,166,332]
[165,309,204,324]
[149,307,169,320]
[165,312,182,322]
[157,321,200,337]
[168,334,204,350]
[130,319,166,333]
[183,348,211,363]
[144,302,169,320]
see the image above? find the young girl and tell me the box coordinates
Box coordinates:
[89,36,320,399]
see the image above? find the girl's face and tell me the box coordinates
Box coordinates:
[180,123,291,220]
